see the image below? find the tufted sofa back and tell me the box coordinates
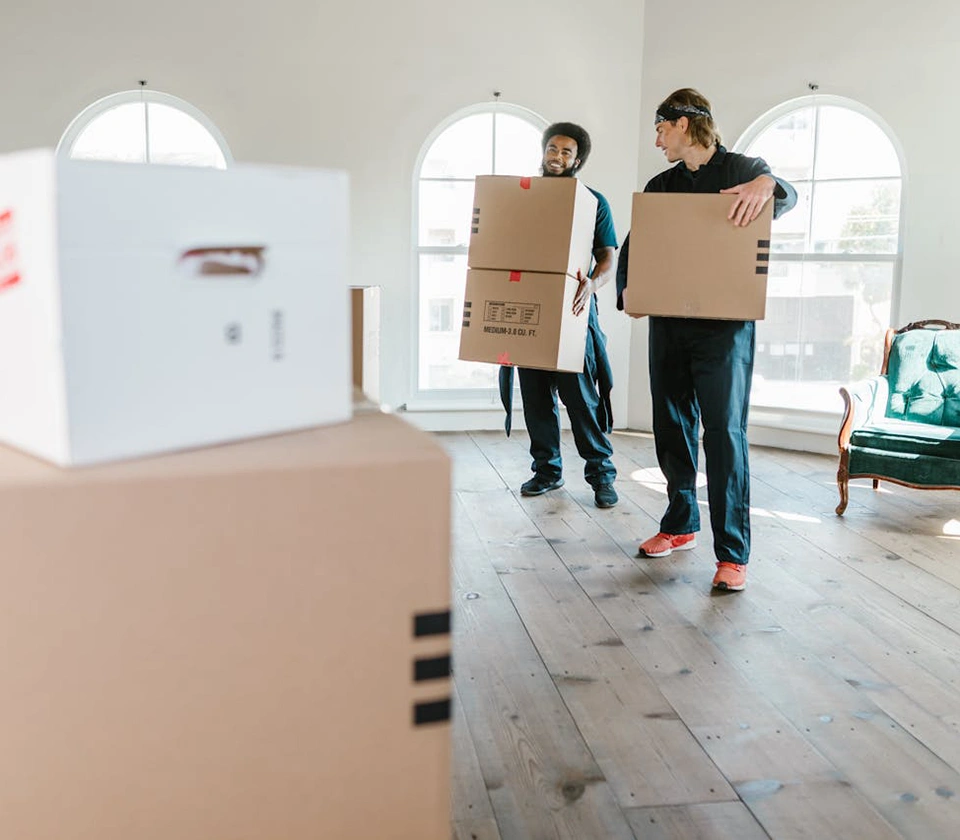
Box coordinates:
[886,327,960,427]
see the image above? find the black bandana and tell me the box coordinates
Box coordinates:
[655,103,712,124]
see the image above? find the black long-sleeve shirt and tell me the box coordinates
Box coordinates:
[615,145,798,309]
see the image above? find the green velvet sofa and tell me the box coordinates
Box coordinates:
[836,319,960,515]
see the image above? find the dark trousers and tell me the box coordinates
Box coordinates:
[648,317,755,564]
[518,298,616,489]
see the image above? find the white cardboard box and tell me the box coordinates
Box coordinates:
[0,149,350,466]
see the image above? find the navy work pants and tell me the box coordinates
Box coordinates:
[518,297,616,489]
[648,317,755,564]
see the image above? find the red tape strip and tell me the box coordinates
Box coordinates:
[519,177,531,190]
[509,271,521,282]
[0,273,21,292]
[497,351,512,366]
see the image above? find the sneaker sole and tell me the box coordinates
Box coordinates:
[639,538,697,558]
[595,497,618,509]
[712,580,746,592]
[520,479,564,497]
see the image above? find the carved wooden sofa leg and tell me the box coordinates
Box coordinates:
[836,460,849,516]
[836,393,853,516]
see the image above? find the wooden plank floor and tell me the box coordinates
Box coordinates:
[443,428,960,840]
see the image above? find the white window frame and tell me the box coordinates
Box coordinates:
[735,94,906,419]
[409,101,548,408]
[57,89,233,167]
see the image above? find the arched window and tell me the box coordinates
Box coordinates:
[736,96,903,412]
[414,103,546,396]
[58,90,232,169]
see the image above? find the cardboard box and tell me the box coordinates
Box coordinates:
[351,285,381,401]
[458,268,587,372]
[0,149,351,467]
[0,409,451,840]
[624,193,773,320]
[467,175,598,277]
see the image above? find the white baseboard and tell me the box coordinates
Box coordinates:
[747,425,836,456]
[399,407,573,433]
[398,405,838,455]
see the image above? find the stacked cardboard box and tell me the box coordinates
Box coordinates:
[0,407,452,839]
[624,193,773,320]
[0,151,452,838]
[458,175,597,372]
[0,149,351,466]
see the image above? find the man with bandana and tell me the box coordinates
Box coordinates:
[615,88,797,591]
[507,122,619,509]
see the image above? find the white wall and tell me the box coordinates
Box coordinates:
[9,1,948,449]
[629,0,960,445]
[0,0,644,424]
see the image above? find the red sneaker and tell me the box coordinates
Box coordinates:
[712,562,747,591]
[638,532,697,558]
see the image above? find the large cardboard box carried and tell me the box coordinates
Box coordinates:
[458,268,588,372]
[0,149,350,467]
[351,285,381,401]
[0,408,451,840]
[624,193,773,320]
[467,175,598,277]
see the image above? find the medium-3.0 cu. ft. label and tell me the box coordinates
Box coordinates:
[482,300,541,337]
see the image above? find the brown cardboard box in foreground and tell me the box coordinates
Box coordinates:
[351,285,381,401]
[0,410,451,840]
[467,175,597,277]
[624,193,773,320]
[458,268,588,372]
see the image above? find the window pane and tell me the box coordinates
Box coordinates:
[814,106,900,180]
[738,102,901,415]
[420,114,493,179]
[746,106,815,182]
[417,106,545,394]
[494,113,542,176]
[418,254,497,390]
[753,259,894,410]
[429,298,455,332]
[70,102,147,163]
[418,180,474,247]
[811,179,900,255]
[148,103,226,168]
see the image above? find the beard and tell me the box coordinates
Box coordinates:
[541,163,577,178]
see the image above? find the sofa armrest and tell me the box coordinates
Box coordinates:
[838,375,889,451]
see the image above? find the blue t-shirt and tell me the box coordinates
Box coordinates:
[586,186,618,258]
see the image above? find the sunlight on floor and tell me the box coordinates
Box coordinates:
[751,506,822,524]
[629,467,706,491]
[849,483,896,495]
[629,467,823,524]
[943,519,960,538]
[613,430,655,441]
